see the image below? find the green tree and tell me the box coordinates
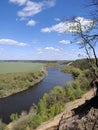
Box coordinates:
[65,4,98,92]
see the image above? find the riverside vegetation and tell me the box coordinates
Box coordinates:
[3,59,94,130]
[0,62,45,98]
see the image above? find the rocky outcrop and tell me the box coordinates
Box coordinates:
[58,108,98,130]
[58,95,98,130]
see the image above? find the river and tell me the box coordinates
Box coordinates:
[0,66,73,123]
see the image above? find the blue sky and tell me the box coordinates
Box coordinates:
[0,0,97,60]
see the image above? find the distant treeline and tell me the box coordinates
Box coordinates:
[0,60,72,64]
[71,58,98,70]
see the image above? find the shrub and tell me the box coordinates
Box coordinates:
[0,71,45,98]
[77,74,89,91]
[71,68,81,78]
[61,66,81,78]
[66,80,83,101]
[73,81,83,98]
[36,86,66,128]
[66,82,76,101]
[28,115,41,129]
[50,86,66,102]
[10,113,19,121]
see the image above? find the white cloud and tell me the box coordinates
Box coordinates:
[41,27,51,33]
[37,47,60,55]
[9,0,27,5]
[54,18,61,22]
[36,46,64,59]
[26,19,36,26]
[41,17,93,33]
[18,1,42,17]
[17,0,56,18]
[0,39,28,46]
[37,48,43,54]
[76,40,83,44]
[59,40,70,44]
[44,47,60,51]
[41,22,65,33]
[43,0,56,7]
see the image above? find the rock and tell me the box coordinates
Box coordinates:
[58,96,98,130]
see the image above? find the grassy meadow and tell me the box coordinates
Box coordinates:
[0,62,46,98]
[0,62,44,74]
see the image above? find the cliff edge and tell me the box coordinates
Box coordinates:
[58,95,98,130]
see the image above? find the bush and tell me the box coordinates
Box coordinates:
[0,71,45,98]
[66,82,76,101]
[10,113,19,121]
[71,68,81,78]
[50,86,66,102]
[77,74,90,91]
[61,66,82,78]
[38,86,66,115]
[24,87,66,129]
[66,80,83,101]
[28,115,42,129]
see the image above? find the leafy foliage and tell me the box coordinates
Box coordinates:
[37,86,66,119]
[10,113,19,121]
[66,80,83,101]
[61,65,82,78]
[0,71,45,98]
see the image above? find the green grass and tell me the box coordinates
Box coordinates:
[0,62,44,74]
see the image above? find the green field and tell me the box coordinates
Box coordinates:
[0,62,44,74]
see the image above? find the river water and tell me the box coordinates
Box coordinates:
[0,66,73,123]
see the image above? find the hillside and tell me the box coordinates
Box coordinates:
[35,89,95,130]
